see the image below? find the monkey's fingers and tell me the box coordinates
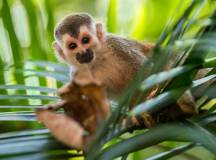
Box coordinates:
[36,109,93,150]
[57,83,73,97]
[46,100,67,111]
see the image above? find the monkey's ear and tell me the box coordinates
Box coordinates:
[96,23,106,43]
[52,41,66,61]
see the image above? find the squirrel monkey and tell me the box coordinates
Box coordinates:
[53,13,153,98]
[52,13,198,126]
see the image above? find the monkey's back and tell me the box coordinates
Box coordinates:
[91,35,153,98]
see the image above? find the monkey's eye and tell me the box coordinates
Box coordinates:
[68,43,77,50]
[82,37,90,44]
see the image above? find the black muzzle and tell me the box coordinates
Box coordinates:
[76,49,94,64]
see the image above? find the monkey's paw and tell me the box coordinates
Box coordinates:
[46,101,67,111]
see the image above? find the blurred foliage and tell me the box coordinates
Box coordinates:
[0,0,216,160]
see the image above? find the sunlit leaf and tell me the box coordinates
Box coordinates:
[27,61,69,73]
[0,94,58,100]
[0,129,49,139]
[0,85,56,93]
[21,69,69,83]
[0,111,36,121]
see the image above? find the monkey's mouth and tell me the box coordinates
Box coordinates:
[76,49,94,64]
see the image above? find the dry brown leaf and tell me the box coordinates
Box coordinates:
[36,109,87,150]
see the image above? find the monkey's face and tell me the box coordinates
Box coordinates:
[58,25,103,65]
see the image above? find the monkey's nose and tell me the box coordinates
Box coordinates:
[76,49,94,64]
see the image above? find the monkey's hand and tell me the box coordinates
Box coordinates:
[46,83,73,111]
[47,100,67,111]
[36,70,110,151]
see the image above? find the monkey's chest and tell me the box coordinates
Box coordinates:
[92,57,143,97]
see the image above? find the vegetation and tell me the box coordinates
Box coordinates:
[0,0,216,159]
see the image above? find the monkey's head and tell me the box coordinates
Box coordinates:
[53,13,106,66]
